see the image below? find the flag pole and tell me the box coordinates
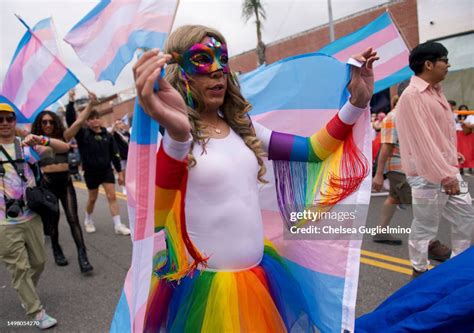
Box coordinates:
[14,14,92,94]
[327,0,335,42]
[171,0,180,31]
[386,9,412,50]
[79,82,92,94]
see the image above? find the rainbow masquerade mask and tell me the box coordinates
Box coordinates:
[173,37,229,75]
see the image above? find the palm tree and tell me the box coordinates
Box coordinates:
[242,0,267,65]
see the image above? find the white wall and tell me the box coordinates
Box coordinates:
[417,0,474,42]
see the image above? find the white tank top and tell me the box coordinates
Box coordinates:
[185,128,264,271]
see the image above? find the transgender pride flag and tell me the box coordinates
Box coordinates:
[32,18,60,55]
[1,17,79,124]
[64,0,179,84]
[242,54,371,332]
[111,98,162,332]
[319,11,412,93]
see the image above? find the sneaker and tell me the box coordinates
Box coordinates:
[412,268,428,278]
[397,204,408,210]
[84,221,96,233]
[428,240,451,262]
[35,309,57,330]
[372,233,402,245]
[114,224,131,236]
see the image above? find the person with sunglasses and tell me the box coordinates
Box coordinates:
[125,25,378,331]
[0,101,70,329]
[65,90,130,236]
[31,110,93,274]
[396,41,474,277]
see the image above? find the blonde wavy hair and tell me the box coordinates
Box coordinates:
[164,25,267,183]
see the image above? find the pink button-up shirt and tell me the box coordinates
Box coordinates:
[396,76,458,185]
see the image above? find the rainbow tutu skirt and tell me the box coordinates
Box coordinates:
[143,244,314,332]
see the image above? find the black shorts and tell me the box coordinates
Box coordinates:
[84,168,115,190]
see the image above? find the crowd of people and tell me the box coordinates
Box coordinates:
[0,90,131,329]
[0,27,472,331]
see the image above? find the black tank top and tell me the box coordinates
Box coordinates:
[39,152,69,167]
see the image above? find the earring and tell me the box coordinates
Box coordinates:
[179,67,195,109]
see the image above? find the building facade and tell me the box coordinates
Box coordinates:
[230,0,419,75]
[417,0,473,107]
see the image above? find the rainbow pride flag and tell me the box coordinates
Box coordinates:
[64,0,179,84]
[1,17,78,124]
[112,52,371,332]
[319,11,412,93]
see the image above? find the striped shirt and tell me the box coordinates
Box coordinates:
[396,76,458,185]
[380,111,402,173]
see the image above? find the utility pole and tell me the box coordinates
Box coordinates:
[328,0,335,42]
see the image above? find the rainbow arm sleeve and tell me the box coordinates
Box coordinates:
[154,133,207,281]
[254,101,369,216]
[265,102,366,162]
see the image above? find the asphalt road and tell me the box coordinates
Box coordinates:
[1,175,473,332]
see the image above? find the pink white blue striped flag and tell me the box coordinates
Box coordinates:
[319,11,412,93]
[1,17,79,124]
[64,0,179,84]
[32,18,60,55]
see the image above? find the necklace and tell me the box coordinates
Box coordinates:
[203,119,222,134]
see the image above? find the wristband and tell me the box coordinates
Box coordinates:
[40,135,51,146]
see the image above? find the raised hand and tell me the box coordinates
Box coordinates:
[133,50,191,142]
[85,92,98,106]
[348,48,379,108]
[69,89,76,102]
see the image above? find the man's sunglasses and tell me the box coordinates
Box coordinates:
[436,56,449,64]
[0,115,16,124]
[41,120,55,126]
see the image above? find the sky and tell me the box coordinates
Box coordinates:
[0,0,388,100]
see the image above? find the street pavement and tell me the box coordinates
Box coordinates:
[1,174,473,332]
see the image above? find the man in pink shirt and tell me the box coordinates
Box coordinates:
[396,42,473,277]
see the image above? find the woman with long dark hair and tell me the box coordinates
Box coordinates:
[31,110,93,274]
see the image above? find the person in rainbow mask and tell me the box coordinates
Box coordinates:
[132,25,377,332]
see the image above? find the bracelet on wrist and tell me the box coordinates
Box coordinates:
[40,135,50,146]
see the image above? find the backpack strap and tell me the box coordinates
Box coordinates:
[0,139,27,182]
